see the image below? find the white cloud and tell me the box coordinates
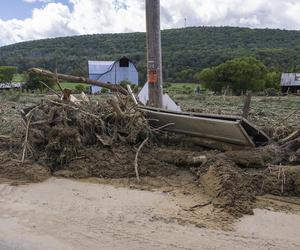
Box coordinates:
[240,16,261,26]
[0,0,300,46]
[0,3,74,45]
[285,2,300,29]
[67,0,145,34]
[160,0,297,29]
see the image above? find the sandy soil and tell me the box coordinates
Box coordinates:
[0,178,300,250]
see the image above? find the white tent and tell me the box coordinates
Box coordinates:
[138,82,181,112]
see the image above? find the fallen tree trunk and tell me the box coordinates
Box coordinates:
[29,68,128,95]
[157,136,300,169]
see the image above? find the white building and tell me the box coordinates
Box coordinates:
[0,82,22,90]
[88,57,139,93]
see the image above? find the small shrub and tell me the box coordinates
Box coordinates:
[75,84,86,92]
[119,80,138,92]
[101,88,109,94]
[0,66,17,83]
[25,72,55,91]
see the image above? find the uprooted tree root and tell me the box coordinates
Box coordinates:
[22,98,152,171]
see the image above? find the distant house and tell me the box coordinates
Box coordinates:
[281,73,300,93]
[88,57,138,93]
[0,82,23,90]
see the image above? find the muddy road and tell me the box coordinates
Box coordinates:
[0,178,300,250]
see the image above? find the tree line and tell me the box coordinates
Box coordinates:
[1,26,300,84]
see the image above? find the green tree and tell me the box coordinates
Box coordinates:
[195,68,217,91]
[265,71,281,90]
[175,68,196,83]
[25,72,56,91]
[0,66,17,83]
[214,57,267,94]
[2,26,300,82]
[294,65,300,72]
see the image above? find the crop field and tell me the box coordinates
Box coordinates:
[175,94,299,127]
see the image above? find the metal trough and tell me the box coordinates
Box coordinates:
[139,106,270,148]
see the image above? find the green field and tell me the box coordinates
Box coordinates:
[55,81,197,93]
[11,73,87,91]
[58,81,88,90]
[12,73,26,82]
[164,83,199,94]
[12,72,197,92]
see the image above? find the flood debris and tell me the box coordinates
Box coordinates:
[1,68,300,219]
[21,97,152,171]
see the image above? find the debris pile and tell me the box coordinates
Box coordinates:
[14,96,177,180]
[1,68,300,219]
[21,97,149,167]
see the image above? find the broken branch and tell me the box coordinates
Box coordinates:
[39,81,61,97]
[134,137,149,182]
[29,68,128,95]
[21,113,33,164]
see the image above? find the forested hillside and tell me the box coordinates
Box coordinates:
[1,26,300,83]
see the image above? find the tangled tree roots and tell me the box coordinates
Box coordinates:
[22,98,152,171]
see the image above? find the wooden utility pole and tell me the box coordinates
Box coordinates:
[146,0,163,108]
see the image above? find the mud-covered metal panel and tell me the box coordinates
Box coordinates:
[141,108,254,147]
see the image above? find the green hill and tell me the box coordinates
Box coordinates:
[1,26,300,83]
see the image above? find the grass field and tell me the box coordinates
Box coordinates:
[11,73,87,91]
[164,83,199,94]
[60,82,198,92]
[58,81,88,90]
[11,73,197,92]
[12,74,26,82]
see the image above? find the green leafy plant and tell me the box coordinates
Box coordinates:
[75,84,86,92]
[0,66,17,83]
[24,71,56,91]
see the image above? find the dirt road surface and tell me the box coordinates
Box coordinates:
[0,178,300,250]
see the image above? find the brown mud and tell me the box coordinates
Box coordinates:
[1,98,300,220]
[0,152,50,185]
[55,146,178,179]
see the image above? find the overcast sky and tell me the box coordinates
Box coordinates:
[0,0,300,47]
